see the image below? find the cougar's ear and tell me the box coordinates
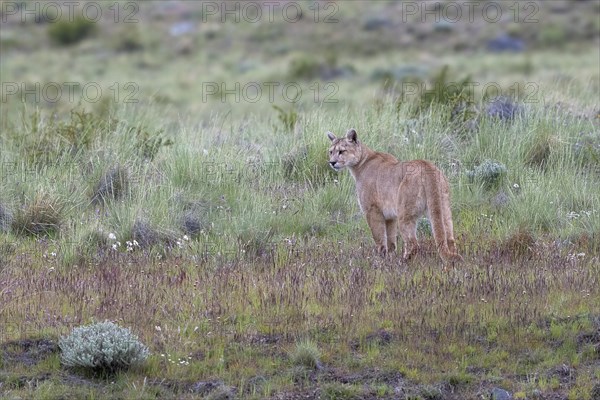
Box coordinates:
[346,129,357,142]
[327,131,337,141]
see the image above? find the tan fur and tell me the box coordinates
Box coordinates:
[327,129,462,264]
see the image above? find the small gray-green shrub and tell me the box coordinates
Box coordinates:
[290,339,321,370]
[48,16,96,46]
[59,321,149,372]
[466,160,507,189]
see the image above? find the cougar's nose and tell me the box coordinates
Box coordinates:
[329,161,336,167]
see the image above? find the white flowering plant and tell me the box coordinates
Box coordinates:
[59,321,149,372]
[466,160,507,189]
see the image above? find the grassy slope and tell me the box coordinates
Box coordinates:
[1,1,600,399]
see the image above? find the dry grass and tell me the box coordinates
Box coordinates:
[1,237,598,398]
[11,194,64,237]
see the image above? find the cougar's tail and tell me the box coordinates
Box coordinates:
[424,165,462,264]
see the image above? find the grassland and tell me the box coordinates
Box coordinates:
[1,1,599,399]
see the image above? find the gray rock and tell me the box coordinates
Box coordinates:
[487,34,525,52]
[362,16,394,31]
[491,387,512,400]
[434,20,454,32]
[169,21,195,37]
[486,97,524,121]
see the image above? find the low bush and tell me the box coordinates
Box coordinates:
[466,160,507,190]
[48,16,96,46]
[290,339,321,370]
[59,321,149,372]
[12,194,63,237]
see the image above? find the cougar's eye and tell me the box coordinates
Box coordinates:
[339,150,345,155]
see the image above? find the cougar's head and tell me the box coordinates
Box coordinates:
[326,129,362,171]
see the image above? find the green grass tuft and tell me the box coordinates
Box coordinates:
[290,339,321,371]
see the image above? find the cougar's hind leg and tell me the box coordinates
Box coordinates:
[366,209,388,255]
[398,215,419,261]
[385,218,398,254]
